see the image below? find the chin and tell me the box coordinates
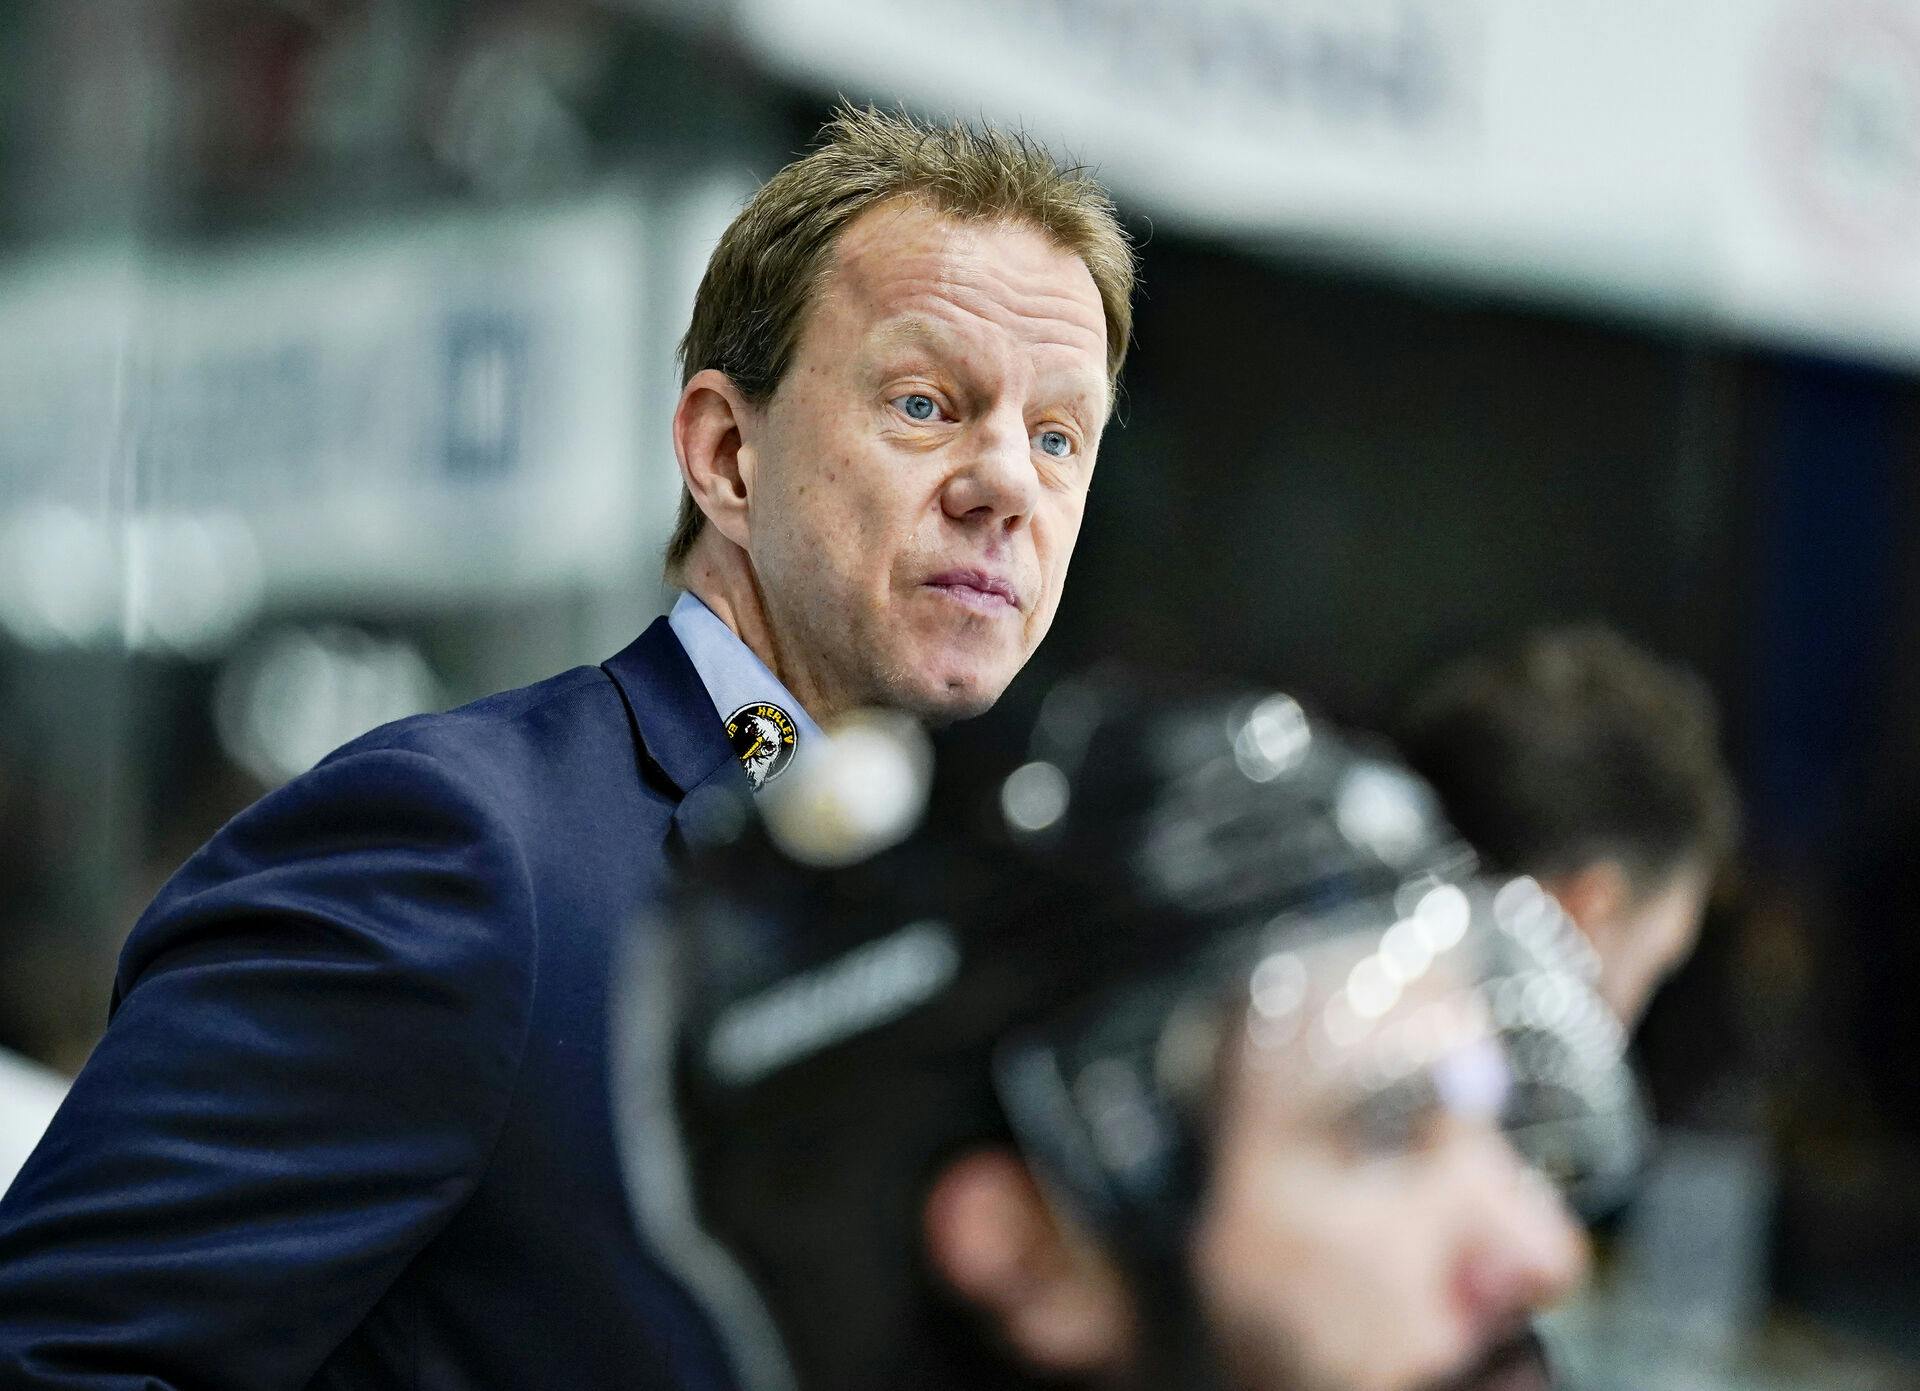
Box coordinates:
[910,676,1004,725]
[868,622,1030,722]
[893,657,1015,725]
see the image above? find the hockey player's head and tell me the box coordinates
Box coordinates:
[624,681,1642,1391]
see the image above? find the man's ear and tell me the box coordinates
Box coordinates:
[1543,860,1631,944]
[673,368,760,552]
[922,1147,1134,1377]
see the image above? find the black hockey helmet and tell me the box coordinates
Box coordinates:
[613,679,1643,1390]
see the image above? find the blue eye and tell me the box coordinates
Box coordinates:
[897,394,938,422]
[1036,429,1073,458]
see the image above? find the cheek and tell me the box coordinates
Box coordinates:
[1214,1152,1466,1321]
[768,452,908,569]
[1201,1151,1359,1302]
[764,391,872,508]
[1659,893,1706,961]
[1196,1175,1408,1391]
[1621,905,1695,996]
[1030,499,1089,594]
[1045,491,1089,552]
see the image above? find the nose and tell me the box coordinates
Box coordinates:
[940,403,1039,534]
[1453,1150,1590,1334]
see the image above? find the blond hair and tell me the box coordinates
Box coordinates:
[663,104,1136,581]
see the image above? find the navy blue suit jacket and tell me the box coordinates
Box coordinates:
[0,619,745,1390]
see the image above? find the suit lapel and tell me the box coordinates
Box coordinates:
[600,618,747,837]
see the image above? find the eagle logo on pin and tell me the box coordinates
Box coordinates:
[727,702,798,789]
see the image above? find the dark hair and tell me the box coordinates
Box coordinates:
[1396,625,1739,893]
[663,103,1136,582]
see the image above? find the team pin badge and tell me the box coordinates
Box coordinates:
[727,702,798,789]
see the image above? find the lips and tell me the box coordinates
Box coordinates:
[1433,1330,1553,1391]
[922,568,1021,612]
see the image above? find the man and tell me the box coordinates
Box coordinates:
[1395,626,1739,1027]
[637,685,1644,1391]
[0,106,1134,1389]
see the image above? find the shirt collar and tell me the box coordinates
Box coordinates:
[668,591,823,789]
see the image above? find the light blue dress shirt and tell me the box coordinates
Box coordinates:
[667,591,822,787]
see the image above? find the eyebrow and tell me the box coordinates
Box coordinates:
[865,315,1109,421]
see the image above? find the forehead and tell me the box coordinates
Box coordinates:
[1221,954,1495,1128]
[811,199,1109,386]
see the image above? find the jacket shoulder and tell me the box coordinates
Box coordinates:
[332,664,620,764]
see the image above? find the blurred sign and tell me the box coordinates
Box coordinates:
[215,625,448,787]
[0,196,649,648]
[736,0,1920,371]
[1722,1,1920,365]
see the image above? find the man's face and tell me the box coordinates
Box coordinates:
[1596,861,1711,1027]
[1189,981,1588,1391]
[738,198,1111,723]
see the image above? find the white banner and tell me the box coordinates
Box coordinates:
[1717,0,1920,365]
[735,0,1920,370]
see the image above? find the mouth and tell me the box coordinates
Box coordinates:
[1430,1330,1552,1391]
[922,568,1022,614]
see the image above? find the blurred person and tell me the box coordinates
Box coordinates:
[631,685,1647,1391]
[0,105,1134,1390]
[1395,626,1738,1028]
[0,1050,64,1199]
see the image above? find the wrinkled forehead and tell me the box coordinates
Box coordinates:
[818,200,1111,392]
